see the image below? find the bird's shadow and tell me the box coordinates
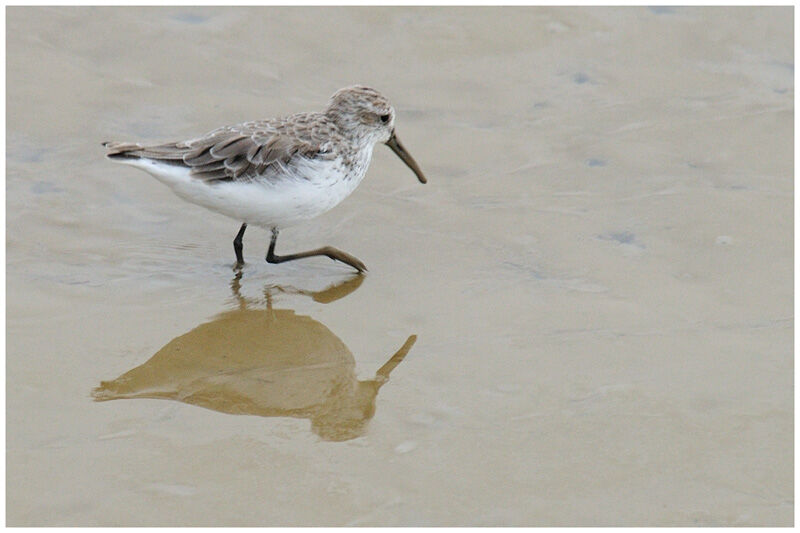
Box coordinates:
[93,271,417,442]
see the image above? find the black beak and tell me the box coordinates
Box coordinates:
[385,131,427,184]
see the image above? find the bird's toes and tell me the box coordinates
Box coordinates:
[328,250,367,273]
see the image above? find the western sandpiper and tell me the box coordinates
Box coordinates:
[103,85,427,272]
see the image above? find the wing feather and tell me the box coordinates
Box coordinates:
[105,115,333,183]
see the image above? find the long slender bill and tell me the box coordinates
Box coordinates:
[385,132,427,184]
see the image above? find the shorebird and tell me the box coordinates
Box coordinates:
[103,85,427,272]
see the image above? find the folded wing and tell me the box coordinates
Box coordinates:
[104,122,326,183]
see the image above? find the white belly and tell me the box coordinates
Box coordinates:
[120,156,368,229]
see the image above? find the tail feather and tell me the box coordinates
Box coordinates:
[102,141,146,161]
[102,140,190,162]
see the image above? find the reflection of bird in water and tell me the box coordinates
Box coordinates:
[93,273,417,441]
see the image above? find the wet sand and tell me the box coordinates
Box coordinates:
[6,7,793,526]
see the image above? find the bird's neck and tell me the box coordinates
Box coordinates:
[324,110,376,147]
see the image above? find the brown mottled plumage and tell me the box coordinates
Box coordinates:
[104,114,336,183]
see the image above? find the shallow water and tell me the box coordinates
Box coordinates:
[6,6,793,526]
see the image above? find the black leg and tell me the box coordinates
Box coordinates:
[233,223,247,266]
[266,227,367,273]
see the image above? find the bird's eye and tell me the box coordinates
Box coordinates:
[380,114,390,123]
